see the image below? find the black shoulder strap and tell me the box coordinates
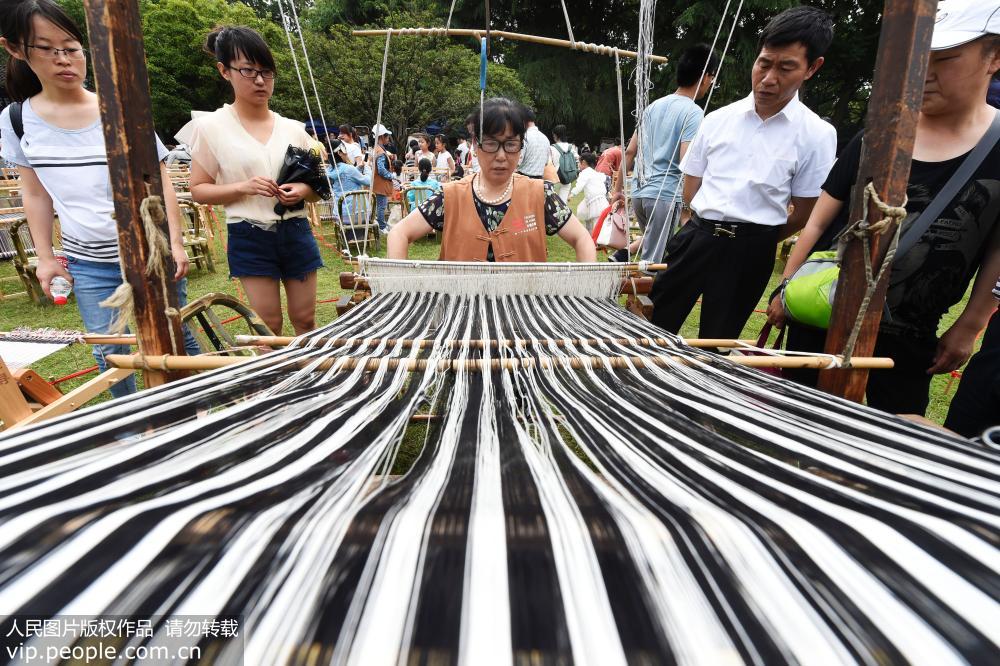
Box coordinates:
[9,102,24,141]
[896,109,1000,259]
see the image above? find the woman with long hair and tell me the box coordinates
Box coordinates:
[406,157,441,209]
[179,26,323,336]
[0,0,199,398]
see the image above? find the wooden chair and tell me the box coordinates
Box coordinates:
[8,214,49,304]
[307,200,345,250]
[401,184,436,216]
[337,189,380,254]
[181,292,273,356]
[178,200,215,272]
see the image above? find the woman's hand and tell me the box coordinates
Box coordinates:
[766,295,786,329]
[238,176,280,198]
[276,182,312,207]
[927,322,979,375]
[171,241,190,280]
[35,256,72,300]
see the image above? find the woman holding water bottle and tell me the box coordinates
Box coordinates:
[0,0,200,398]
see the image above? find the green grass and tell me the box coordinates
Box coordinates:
[0,193,979,425]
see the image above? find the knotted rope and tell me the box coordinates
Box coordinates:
[100,195,181,357]
[837,182,908,366]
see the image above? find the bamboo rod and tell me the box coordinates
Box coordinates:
[233,335,756,349]
[0,332,137,345]
[107,353,894,373]
[341,274,656,294]
[351,28,668,63]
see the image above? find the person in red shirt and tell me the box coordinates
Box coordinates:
[595,140,622,185]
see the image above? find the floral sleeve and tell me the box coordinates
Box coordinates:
[544,182,572,235]
[417,192,446,231]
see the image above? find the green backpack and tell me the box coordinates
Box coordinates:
[553,145,579,185]
[782,251,839,329]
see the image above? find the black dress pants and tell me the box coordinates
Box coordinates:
[650,219,781,340]
[785,322,938,416]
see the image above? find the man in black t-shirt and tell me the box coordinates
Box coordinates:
[767,0,1000,417]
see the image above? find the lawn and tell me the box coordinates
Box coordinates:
[0,193,979,425]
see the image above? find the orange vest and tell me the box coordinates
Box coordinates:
[440,174,548,262]
[373,144,394,196]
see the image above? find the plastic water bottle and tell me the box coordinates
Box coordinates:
[50,276,72,306]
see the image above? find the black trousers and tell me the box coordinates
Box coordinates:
[785,323,938,416]
[945,312,1000,437]
[650,218,781,339]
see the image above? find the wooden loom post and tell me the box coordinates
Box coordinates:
[818,0,937,402]
[82,0,186,388]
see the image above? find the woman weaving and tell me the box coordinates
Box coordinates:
[388,98,596,262]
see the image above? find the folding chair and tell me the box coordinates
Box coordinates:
[337,190,381,254]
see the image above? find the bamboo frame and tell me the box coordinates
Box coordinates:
[351,28,668,63]
[107,353,894,373]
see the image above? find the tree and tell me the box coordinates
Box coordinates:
[299,21,529,139]
[138,0,307,137]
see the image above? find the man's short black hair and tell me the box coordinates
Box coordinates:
[676,43,721,88]
[759,5,834,64]
[551,124,568,142]
[580,152,597,168]
[518,102,537,123]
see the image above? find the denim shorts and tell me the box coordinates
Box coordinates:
[227,217,324,281]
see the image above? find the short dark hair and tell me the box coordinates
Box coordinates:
[205,25,276,72]
[580,152,597,168]
[676,43,720,87]
[2,0,87,101]
[465,97,526,143]
[759,6,833,64]
[518,102,536,123]
[551,124,568,141]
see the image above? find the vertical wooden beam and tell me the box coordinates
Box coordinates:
[818,0,938,402]
[82,0,186,388]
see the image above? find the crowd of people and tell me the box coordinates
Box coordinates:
[0,0,997,435]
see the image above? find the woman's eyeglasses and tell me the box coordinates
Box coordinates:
[478,139,523,154]
[25,44,86,60]
[228,66,276,81]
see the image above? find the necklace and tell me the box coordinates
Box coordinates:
[474,174,514,205]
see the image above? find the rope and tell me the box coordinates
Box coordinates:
[838,182,909,366]
[274,0,353,253]
[632,0,743,263]
[560,0,576,46]
[363,29,394,259]
[446,0,458,31]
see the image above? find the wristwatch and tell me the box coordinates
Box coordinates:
[769,278,790,303]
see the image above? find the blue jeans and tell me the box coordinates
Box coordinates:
[375,194,389,231]
[67,257,201,398]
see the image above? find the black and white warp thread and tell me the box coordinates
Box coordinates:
[0,290,997,665]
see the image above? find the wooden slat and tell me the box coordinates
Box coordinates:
[11,368,135,429]
[0,357,32,429]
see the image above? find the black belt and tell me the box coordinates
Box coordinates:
[690,214,777,237]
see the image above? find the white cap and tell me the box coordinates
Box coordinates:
[373,124,392,137]
[932,1,1000,50]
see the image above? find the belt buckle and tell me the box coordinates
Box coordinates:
[713,223,735,238]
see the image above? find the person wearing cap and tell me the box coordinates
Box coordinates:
[372,124,395,233]
[387,97,596,263]
[649,7,837,342]
[768,0,1000,419]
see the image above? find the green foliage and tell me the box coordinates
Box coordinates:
[139,0,306,137]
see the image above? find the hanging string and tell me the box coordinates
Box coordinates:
[274,0,352,252]
[560,0,576,46]
[631,0,657,179]
[446,0,458,31]
[632,0,744,263]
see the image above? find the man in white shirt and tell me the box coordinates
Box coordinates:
[549,124,579,203]
[650,6,837,340]
[517,104,551,178]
